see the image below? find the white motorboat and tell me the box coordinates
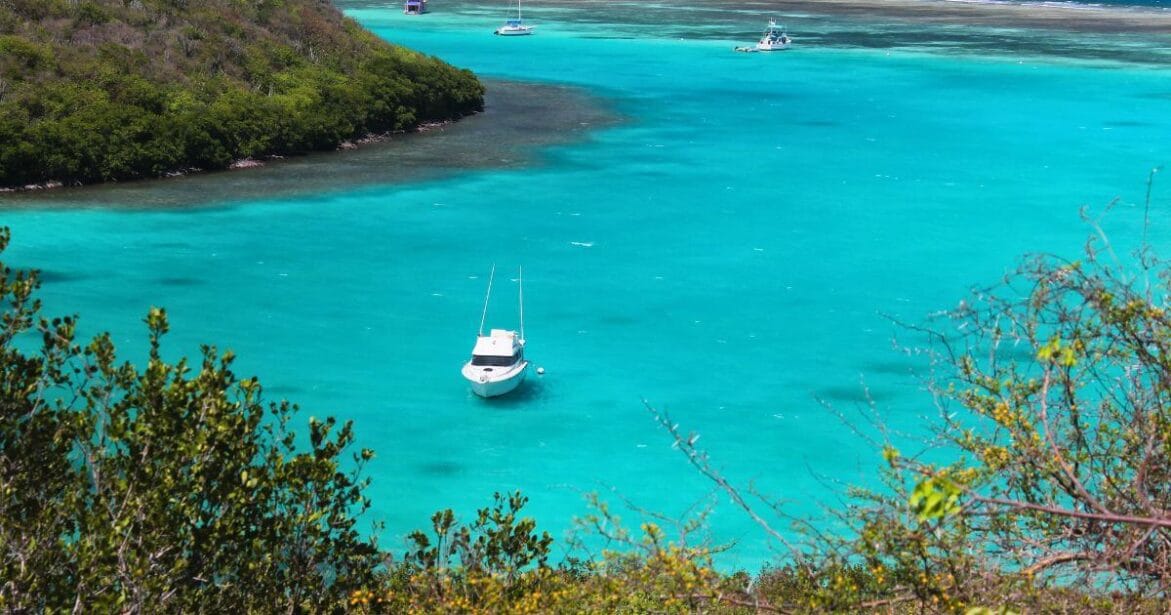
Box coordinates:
[735,20,791,52]
[495,0,534,35]
[462,266,529,398]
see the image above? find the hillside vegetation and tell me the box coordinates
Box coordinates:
[0,0,484,188]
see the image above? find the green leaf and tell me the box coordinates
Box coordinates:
[909,476,962,522]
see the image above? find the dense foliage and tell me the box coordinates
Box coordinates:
[0,227,381,611]
[0,0,484,187]
[869,236,1171,606]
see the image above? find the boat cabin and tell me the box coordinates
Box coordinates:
[469,329,524,367]
[403,0,426,15]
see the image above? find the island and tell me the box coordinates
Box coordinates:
[0,0,485,189]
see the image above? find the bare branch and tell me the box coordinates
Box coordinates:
[644,400,806,560]
[970,493,1171,530]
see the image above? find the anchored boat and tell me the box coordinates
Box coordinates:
[495,0,535,35]
[735,20,791,52]
[462,266,529,398]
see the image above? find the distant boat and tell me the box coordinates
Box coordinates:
[403,0,426,15]
[495,0,534,35]
[735,20,791,52]
[461,265,529,397]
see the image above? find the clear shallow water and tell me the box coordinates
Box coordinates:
[4,2,1171,569]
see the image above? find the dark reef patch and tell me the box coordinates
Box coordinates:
[34,269,89,284]
[417,461,464,477]
[815,384,895,404]
[156,277,202,288]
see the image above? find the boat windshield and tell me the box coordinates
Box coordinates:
[471,354,519,367]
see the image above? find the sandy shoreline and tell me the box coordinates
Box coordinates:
[786,0,1171,32]
[344,0,1171,33]
[714,0,1171,33]
[513,0,1171,34]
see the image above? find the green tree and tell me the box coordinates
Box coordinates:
[0,227,381,611]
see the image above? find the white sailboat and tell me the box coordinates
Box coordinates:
[461,265,529,398]
[494,0,535,35]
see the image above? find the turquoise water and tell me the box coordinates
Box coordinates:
[4,1,1171,569]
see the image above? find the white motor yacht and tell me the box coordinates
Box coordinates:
[462,266,529,398]
[462,329,528,397]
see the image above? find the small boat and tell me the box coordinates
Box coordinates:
[462,266,529,398]
[735,20,791,52]
[495,0,534,35]
[403,0,426,14]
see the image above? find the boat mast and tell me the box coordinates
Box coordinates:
[518,266,525,343]
[478,264,495,336]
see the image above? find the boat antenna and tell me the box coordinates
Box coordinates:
[478,264,495,336]
[518,266,525,343]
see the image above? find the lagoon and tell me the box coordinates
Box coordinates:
[4,0,1171,569]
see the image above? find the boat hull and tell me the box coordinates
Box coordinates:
[495,27,534,36]
[463,362,529,398]
[734,42,791,53]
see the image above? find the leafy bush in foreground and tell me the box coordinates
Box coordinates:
[0,227,380,611]
[638,207,1171,612]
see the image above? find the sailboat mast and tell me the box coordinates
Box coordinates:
[517,0,522,20]
[518,266,525,342]
[478,264,495,336]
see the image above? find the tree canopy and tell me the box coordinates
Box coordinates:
[0,227,382,611]
[0,0,485,187]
